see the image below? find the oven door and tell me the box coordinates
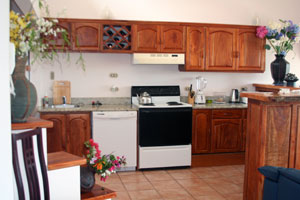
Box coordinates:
[138,107,192,147]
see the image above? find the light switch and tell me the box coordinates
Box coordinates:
[109,73,118,78]
[50,71,55,80]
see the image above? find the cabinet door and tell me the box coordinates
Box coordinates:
[66,113,91,156]
[192,110,211,154]
[237,28,265,72]
[185,26,205,71]
[206,27,237,71]
[40,113,66,153]
[72,22,100,51]
[160,25,186,53]
[133,24,160,52]
[211,119,242,152]
[47,20,72,50]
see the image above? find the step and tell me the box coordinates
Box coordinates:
[81,185,117,200]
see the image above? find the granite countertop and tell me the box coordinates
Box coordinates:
[193,102,247,109]
[39,103,247,112]
[241,91,300,102]
[38,104,138,112]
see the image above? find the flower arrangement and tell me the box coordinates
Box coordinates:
[10,10,69,61]
[256,20,300,56]
[84,139,126,182]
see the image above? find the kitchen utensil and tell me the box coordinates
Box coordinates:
[137,92,152,104]
[53,81,71,105]
[230,89,240,103]
[194,76,207,104]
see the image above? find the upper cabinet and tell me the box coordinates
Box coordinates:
[237,28,265,72]
[184,26,205,71]
[206,27,237,71]
[181,25,265,72]
[133,24,186,53]
[47,20,72,50]
[72,22,101,51]
[101,24,133,52]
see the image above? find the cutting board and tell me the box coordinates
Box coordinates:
[53,81,71,105]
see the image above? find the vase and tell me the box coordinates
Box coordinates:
[80,166,96,193]
[11,56,37,123]
[286,81,297,87]
[270,55,290,86]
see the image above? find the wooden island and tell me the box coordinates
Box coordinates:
[241,92,300,200]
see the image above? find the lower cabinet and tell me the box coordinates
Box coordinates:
[41,112,91,157]
[192,108,246,154]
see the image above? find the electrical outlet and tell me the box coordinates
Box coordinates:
[50,71,55,80]
[109,73,118,78]
[185,86,190,91]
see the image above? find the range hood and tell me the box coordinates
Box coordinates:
[132,53,185,65]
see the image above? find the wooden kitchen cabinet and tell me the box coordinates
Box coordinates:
[192,109,211,153]
[205,27,237,71]
[237,28,265,72]
[133,24,186,53]
[47,20,72,50]
[183,26,205,71]
[192,108,246,154]
[40,112,91,157]
[72,22,101,51]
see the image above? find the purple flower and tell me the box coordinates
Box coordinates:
[256,26,268,38]
[275,33,283,40]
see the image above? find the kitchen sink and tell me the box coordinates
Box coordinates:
[54,104,76,108]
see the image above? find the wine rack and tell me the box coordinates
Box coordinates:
[102,25,132,51]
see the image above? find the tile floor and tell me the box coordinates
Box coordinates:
[95,165,245,200]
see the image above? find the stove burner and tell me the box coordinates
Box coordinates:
[167,101,183,106]
[140,103,155,106]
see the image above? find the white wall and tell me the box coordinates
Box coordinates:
[0,0,14,199]
[31,0,300,103]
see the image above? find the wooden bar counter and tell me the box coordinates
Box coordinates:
[241,92,300,200]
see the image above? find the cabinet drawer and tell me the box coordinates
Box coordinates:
[212,109,243,119]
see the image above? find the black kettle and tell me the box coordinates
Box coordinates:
[230,89,240,103]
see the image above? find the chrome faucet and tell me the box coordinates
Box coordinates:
[62,96,67,105]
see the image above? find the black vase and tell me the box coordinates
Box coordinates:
[11,56,37,123]
[270,55,290,86]
[80,166,96,193]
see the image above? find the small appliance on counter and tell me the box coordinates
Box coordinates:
[230,89,240,103]
[194,76,207,104]
[240,87,248,104]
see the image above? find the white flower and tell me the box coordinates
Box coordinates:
[105,170,111,175]
[269,21,282,31]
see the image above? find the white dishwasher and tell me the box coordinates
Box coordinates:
[92,111,137,171]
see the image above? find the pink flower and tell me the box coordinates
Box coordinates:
[256,26,268,38]
[117,156,120,160]
[89,139,94,145]
[109,166,115,171]
[86,150,90,154]
[94,143,99,148]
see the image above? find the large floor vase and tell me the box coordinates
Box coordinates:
[270,54,290,85]
[11,56,37,123]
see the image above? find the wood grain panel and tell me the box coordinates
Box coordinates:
[205,27,236,71]
[48,151,86,171]
[72,22,100,51]
[160,25,186,52]
[192,110,211,153]
[296,105,300,169]
[133,24,160,52]
[265,105,291,167]
[53,81,71,105]
[47,20,71,50]
[184,26,205,71]
[66,113,91,157]
[237,29,265,72]
[212,109,243,119]
[40,114,66,153]
[211,119,242,152]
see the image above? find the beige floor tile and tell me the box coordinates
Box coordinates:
[124,181,154,191]
[216,168,243,177]
[99,182,126,192]
[168,170,199,180]
[142,170,168,175]
[166,168,192,173]
[184,185,216,196]
[151,179,182,190]
[190,167,214,173]
[144,173,174,182]
[157,188,194,200]
[194,170,221,179]
[118,171,144,176]
[223,193,243,200]
[177,178,210,188]
[204,177,243,195]
[128,189,162,200]
[194,194,226,200]
[112,191,131,200]
[120,174,148,183]
[229,174,244,185]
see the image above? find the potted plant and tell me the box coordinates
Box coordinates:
[284,73,299,87]
[81,139,126,193]
[256,20,300,86]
